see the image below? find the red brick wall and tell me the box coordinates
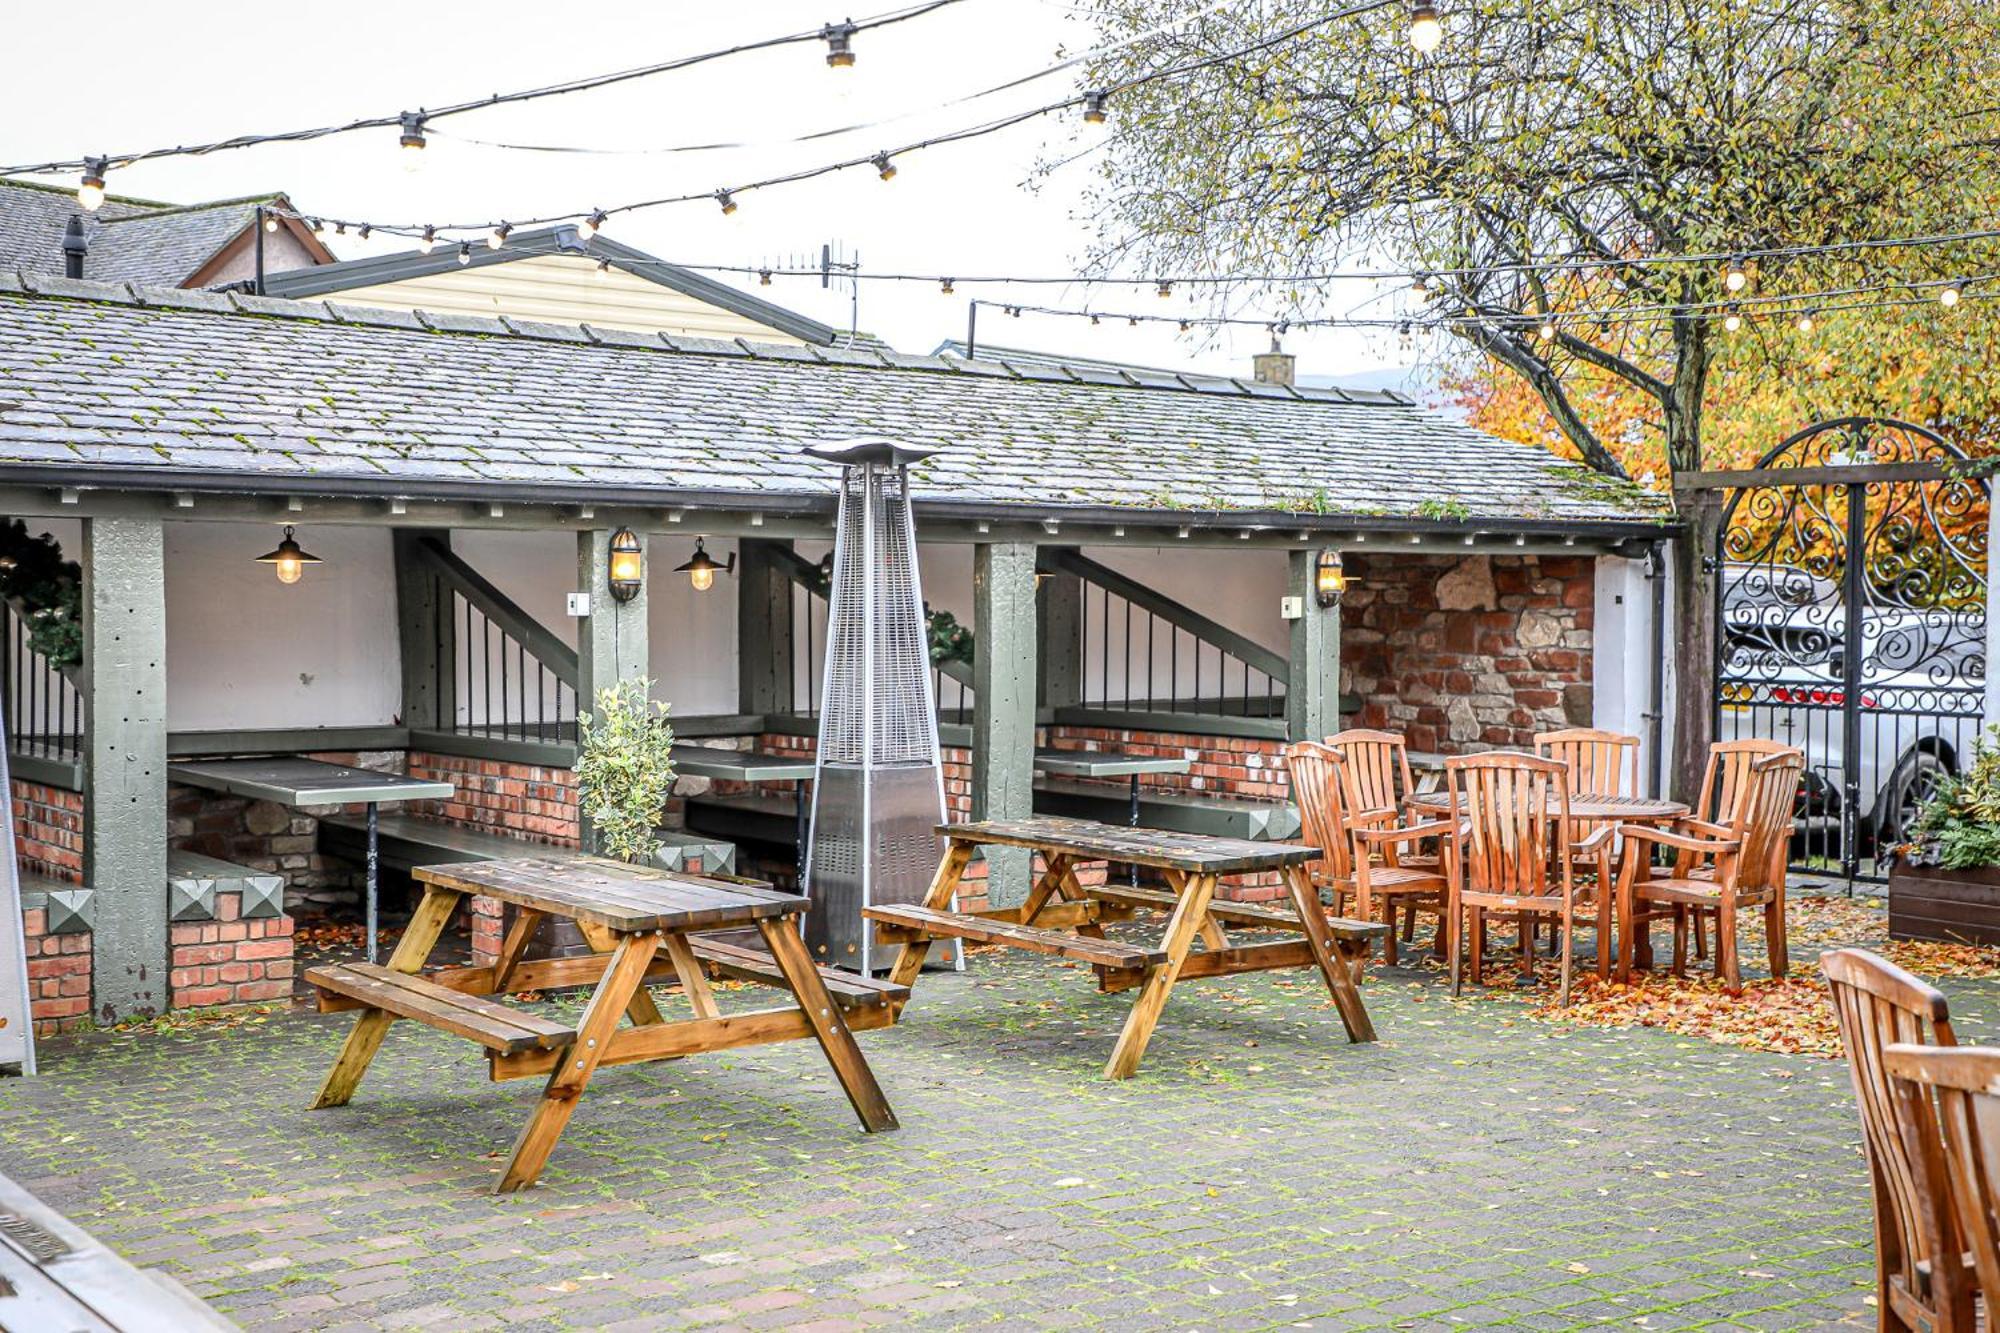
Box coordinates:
[23,905,89,1035]
[13,780,82,884]
[169,896,294,1010]
[1343,553,1593,753]
[407,751,579,846]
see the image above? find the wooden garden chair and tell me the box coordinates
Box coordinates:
[1285,742,1449,968]
[1676,739,1800,963]
[1441,752,1614,1006]
[1533,728,1641,797]
[1615,749,1802,993]
[1823,948,1975,1332]
[1884,1042,2000,1320]
[1325,730,1441,949]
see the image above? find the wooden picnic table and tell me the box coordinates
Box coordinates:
[306,856,898,1192]
[865,816,1388,1080]
[169,757,455,964]
[1406,789,1688,827]
[1033,747,1193,886]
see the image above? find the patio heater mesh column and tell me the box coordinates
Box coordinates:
[803,439,953,974]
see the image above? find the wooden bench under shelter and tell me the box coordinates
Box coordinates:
[867,816,1386,1080]
[307,856,898,1192]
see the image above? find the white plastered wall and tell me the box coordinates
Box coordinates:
[1591,550,1672,795]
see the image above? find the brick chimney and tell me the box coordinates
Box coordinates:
[1252,335,1295,387]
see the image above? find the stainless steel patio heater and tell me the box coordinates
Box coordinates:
[802,438,958,974]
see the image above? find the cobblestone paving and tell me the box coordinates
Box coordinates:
[7,938,1994,1332]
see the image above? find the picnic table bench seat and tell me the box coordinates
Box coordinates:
[867,903,1168,971]
[307,961,578,1052]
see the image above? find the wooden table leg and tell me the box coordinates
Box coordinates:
[491,907,546,995]
[1018,854,1075,926]
[660,931,721,1019]
[311,885,462,1110]
[1103,871,1216,1080]
[1282,863,1376,1043]
[580,920,666,1026]
[757,918,898,1133]
[887,840,973,990]
[498,931,661,1194]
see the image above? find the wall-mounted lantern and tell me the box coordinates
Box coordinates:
[1314,549,1346,609]
[606,527,644,602]
[673,537,735,593]
[255,525,322,585]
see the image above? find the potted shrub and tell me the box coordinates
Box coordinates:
[1887,723,2000,944]
[576,678,677,865]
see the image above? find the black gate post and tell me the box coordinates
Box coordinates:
[1840,481,1867,883]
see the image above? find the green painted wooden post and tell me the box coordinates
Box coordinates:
[82,518,168,1021]
[392,529,451,731]
[1038,555,1082,710]
[577,530,649,850]
[973,542,1038,907]
[737,538,795,715]
[1287,549,1342,742]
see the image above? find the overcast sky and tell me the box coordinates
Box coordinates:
[4,0,1438,394]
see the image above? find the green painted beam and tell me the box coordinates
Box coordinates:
[1286,549,1341,743]
[1038,559,1082,710]
[82,517,168,1021]
[736,539,795,715]
[392,529,451,731]
[576,530,649,851]
[973,542,1038,907]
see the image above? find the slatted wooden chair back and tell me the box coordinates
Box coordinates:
[1533,728,1640,797]
[1325,729,1418,822]
[1444,752,1572,899]
[1285,741,1354,883]
[1734,750,1805,894]
[1822,948,1971,1332]
[1695,738,1798,825]
[1884,1043,2000,1313]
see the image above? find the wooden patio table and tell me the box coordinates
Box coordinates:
[168,757,454,964]
[866,816,1387,1080]
[306,856,898,1193]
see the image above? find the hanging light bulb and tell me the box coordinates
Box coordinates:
[398,112,427,170]
[308,217,325,236]
[263,212,280,234]
[1412,273,1431,298]
[756,268,772,286]
[1090,314,1101,326]
[1940,283,1962,308]
[255,525,322,586]
[1797,309,1817,333]
[1178,319,1192,332]
[673,538,732,592]
[488,221,511,250]
[716,190,738,215]
[356,223,371,241]
[1408,1,1443,53]
[822,20,857,68]
[419,225,436,254]
[334,221,347,236]
[940,278,955,295]
[1156,280,1173,298]
[76,157,108,212]
[1724,255,1748,292]
[578,208,607,241]
[457,242,472,266]
[1128,316,1138,327]
[595,258,612,278]
[1537,317,1557,342]
[1723,307,1743,332]
[1082,90,1110,124]
[873,152,897,181]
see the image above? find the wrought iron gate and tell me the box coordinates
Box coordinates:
[1714,418,1988,882]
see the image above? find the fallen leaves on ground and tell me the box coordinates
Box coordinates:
[1526,973,1843,1057]
[294,920,402,956]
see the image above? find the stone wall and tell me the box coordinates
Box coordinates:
[1343,553,1594,753]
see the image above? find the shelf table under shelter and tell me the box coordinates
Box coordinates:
[167,757,455,963]
[669,744,816,866]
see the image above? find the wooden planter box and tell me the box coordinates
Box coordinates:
[1888,862,2000,945]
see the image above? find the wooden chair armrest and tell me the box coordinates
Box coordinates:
[1620,824,1740,857]
[1354,819,1453,846]
[1674,817,1737,840]
[1574,824,1618,854]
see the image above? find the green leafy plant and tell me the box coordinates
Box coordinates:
[0,520,81,669]
[574,678,676,865]
[925,604,974,669]
[1906,725,2000,869]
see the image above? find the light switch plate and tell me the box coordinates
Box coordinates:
[1280,595,1304,620]
[566,592,591,617]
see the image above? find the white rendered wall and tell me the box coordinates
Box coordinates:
[1592,552,1668,795]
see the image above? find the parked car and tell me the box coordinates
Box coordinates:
[1720,586,1985,848]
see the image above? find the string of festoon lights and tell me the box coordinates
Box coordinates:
[51,0,1427,235]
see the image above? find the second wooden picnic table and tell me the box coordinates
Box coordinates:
[867,816,1387,1079]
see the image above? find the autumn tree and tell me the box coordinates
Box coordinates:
[1080,0,2000,795]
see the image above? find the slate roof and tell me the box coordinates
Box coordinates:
[0,179,327,287]
[931,339,1411,404]
[0,273,1670,531]
[259,226,841,345]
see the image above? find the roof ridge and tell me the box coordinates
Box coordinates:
[100,193,286,223]
[0,267,1418,411]
[0,174,174,209]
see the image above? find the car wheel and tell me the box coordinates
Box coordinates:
[1877,750,1949,846]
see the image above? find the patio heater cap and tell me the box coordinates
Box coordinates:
[1314,550,1347,608]
[673,537,734,593]
[256,525,322,585]
[607,527,644,601]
